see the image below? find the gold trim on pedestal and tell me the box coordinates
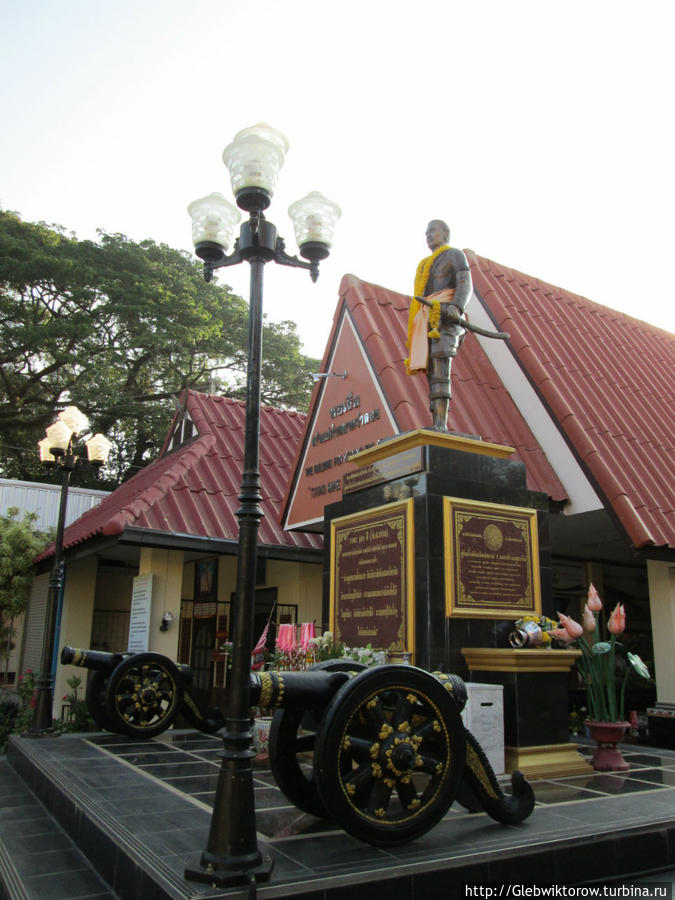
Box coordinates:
[350,429,515,466]
[505,743,593,778]
[462,647,581,673]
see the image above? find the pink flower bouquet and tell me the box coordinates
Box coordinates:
[557,584,651,722]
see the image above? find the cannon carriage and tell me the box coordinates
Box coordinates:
[61,645,534,846]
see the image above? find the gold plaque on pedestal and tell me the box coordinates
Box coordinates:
[444,497,541,619]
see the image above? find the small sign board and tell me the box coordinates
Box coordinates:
[329,499,414,655]
[128,574,153,652]
[443,497,541,619]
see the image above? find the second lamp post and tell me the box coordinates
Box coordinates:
[185,123,339,889]
[31,406,112,734]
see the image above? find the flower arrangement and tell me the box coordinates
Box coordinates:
[555,584,651,723]
[307,630,344,663]
[341,643,387,667]
[274,622,312,671]
[509,615,559,647]
[272,628,387,671]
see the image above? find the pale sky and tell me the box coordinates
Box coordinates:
[2,0,673,359]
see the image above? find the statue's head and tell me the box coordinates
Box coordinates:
[426,219,450,251]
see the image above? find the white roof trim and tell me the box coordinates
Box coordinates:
[471,294,603,516]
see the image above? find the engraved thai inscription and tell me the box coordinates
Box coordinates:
[443,498,541,619]
[330,500,414,652]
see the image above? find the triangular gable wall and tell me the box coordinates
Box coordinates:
[283,307,399,531]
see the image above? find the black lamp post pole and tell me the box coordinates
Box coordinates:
[187,221,275,887]
[30,454,74,734]
[185,179,330,887]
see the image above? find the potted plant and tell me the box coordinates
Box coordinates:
[555,584,651,771]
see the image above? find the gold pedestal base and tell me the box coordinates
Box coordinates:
[351,429,515,465]
[505,743,592,779]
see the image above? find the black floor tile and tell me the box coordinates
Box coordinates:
[136,761,217,777]
[0,814,58,838]
[1,830,73,855]
[529,781,605,803]
[271,832,389,874]
[11,847,90,877]
[546,772,672,797]
[22,866,114,899]
[624,768,675,787]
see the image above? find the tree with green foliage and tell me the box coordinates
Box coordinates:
[0,508,47,682]
[0,212,319,487]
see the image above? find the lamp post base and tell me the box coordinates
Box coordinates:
[185,849,274,890]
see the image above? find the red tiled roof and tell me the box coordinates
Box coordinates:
[468,251,675,550]
[40,393,322,559]
[303,273,568,500]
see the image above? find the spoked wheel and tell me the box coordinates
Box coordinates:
[268,659,366,818]
[85,671,118,733]
[104,653,183,738]
[314,665,466,846]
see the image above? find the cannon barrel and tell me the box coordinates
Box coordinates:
[61,645,128,672]
[250,668,352,710]
[61,645,193,684]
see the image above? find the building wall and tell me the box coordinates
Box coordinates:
[647,560,675,705]
[139,548,182,658]
[266,559,323,629]
[53,557,98,714]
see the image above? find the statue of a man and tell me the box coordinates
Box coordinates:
[405,220,473,431]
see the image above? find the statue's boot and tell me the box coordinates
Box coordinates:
[428,354,452,431]
[431,395,449,431]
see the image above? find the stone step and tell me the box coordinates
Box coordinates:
[0,757,118,900]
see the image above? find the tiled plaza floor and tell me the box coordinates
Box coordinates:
[2,731,674,899]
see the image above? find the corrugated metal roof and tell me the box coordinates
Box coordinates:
[39,393,322,560]
[467,251,674,550]
[1,478,108,531]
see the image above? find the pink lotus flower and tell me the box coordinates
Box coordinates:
[587,584,603,612]
[549,627,574,643]
[300,622,315,650]
[557,612,584,640]
[607,603,626,635]
[582,604,596,633]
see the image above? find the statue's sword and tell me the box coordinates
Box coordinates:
[414,296,510,340]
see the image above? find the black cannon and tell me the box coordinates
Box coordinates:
[60,646,225,737]
[61,646,534,846]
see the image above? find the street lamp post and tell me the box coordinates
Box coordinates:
[185,124,340,890]
[30,407,112,734]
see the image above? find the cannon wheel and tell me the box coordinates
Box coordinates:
[268,659,367,818]
[105,653,184,738]
[85,671,118,733]
[314,665,466,846]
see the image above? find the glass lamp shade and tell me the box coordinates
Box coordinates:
[45,420,73,455]
[37,437,56,465]
[187,192,241,251]
[222,123,289,203]
[85,433,112,467]
[288,191,342,252]
[58,405,89,436]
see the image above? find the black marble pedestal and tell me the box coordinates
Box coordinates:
[461,648,592,777]
[322,430,554,677]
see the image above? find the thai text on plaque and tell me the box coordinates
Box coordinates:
[443,497,541,619]
[330,499,414,652]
